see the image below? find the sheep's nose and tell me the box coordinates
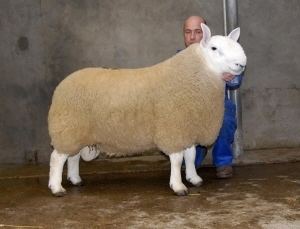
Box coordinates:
[235,63,246,72]
[235,63,245,68]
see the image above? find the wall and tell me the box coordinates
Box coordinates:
[0,0,299,163]
[239,0,300,149]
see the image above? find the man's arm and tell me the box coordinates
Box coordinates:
[222,73,243,90]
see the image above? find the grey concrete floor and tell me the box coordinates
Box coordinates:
[0,151,299,228]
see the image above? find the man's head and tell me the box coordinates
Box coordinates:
[183,16,206,47]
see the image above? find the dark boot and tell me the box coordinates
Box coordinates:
[216,166,233,178]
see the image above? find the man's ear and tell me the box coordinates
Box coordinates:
[200,23,211,47]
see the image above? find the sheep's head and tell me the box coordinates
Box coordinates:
[199,23,247,76]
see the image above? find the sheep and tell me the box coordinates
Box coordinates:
[48,23,247,196]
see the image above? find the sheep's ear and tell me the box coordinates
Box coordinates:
[200,23,211,47]
[228,27,240,42]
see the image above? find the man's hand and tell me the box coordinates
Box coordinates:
[222,73,235,82]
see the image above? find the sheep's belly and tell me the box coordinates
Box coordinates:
[90,118,156,156]
[97,144,156,158]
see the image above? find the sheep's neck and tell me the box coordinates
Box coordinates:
[158,44,220,83]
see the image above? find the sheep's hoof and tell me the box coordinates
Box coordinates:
[70,180,84,186]
[49,185,66,197]
[193,181,203,187]
[187,175,203,187]
[52,190,66,197]
[187,178,203,187]
[174,189,189,196]
[68,177,84,186]
[170,183,189,196]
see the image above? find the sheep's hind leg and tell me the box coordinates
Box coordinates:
[169,151,188,196]
[48,149,69,197]
[67,153,83,186]
[183,146,203,187]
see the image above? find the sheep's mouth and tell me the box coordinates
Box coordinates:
[229,67,244,75]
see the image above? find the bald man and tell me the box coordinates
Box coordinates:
[182,16,243,178]
[183,16,206,47]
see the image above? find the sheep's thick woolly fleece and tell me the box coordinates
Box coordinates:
[48,44,225,156]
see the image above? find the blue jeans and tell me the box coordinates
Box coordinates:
[195,99,237,168]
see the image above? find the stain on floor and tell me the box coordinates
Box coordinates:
[0,161,299,228]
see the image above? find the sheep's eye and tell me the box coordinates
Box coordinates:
[211,47,217,51]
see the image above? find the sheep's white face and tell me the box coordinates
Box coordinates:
[199,23,247,76]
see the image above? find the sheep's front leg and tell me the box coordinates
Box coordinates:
[48,149,69,197]
[183,146,203,187]
[169,151,188,196]
[67,153,83,186]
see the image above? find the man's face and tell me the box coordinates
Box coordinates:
[184,17,205,47]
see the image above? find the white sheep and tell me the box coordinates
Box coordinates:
[48,24,246,196]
